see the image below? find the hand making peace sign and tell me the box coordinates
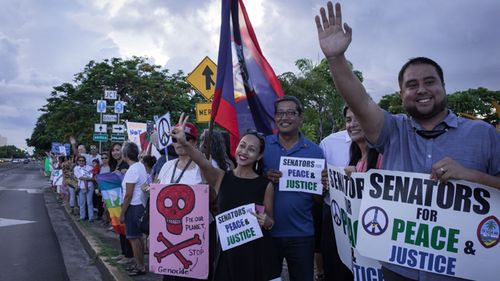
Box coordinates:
[170,113,189,145]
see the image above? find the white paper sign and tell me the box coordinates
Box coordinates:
[216,203,263,251]
[279,156,325,195]
[155,112,172,150]
[356,169,500,281]
[327,165,383,281]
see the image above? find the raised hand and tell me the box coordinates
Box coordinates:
[315,2,352,59]
[171,113,189,145]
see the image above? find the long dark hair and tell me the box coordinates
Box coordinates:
[108,142,122,171]
[201,130,231,171]
[348,142,379,171]
[344,105,379,170]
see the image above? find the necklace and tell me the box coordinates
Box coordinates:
[170,159,193,184]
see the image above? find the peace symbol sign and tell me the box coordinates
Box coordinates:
[158,118,171,146]
[361,206,388,236]
[331,199,342,226]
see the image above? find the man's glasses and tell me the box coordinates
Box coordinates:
[275,111,299,118]
[78,160,85,162]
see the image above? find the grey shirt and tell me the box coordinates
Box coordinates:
[372,110,500,280]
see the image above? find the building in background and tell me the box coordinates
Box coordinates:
[0,134,7,146]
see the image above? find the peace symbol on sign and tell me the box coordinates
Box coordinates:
[361,206,388,236]
[331,199,342,226]
[158,118,171,146]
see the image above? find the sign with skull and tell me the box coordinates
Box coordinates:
[149,183,209,279]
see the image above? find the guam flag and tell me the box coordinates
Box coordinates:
[212,0,284,155]
[96,172,126,235]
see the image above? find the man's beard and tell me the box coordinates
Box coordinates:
[405,97,447,120]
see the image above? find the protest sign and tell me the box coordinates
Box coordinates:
[356,169,500,280]
[327,165,384,281]
[155,112,172,151]
[125,122,147,150]
[216,203,263,251]
[52,169,63,186]
[279,156,325,195]
[150,184,209,279]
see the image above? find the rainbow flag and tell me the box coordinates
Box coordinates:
[96,172,125,235]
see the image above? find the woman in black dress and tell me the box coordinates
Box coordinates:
[171,114,275,281]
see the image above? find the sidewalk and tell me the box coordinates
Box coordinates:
[52,189,160,281]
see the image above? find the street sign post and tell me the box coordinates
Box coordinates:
[112,124,126,134]
[93,134,108,142]
[96,100,107,113]
[94,124,107,133]
[104,90,117,99]
[103,114,117,122]
[111,134,126,142]
[186,57,217,100]
[114,101,125,113]
[195,102,212,123]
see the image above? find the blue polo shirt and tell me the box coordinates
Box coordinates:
[263,133,324,237]
[372,110,500,281]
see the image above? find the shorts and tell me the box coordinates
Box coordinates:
[125,204,145,239]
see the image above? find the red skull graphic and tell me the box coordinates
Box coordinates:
[157,184,195,235]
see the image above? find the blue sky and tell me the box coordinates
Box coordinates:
[0,0,499,149]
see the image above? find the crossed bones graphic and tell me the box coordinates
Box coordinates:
[154,232,202,269]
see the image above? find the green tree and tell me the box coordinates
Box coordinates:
[0,145,25,158]
[278,58,363,143]
[378,92,405,114]
[28,57,200,152]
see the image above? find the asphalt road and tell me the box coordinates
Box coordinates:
[0,162,102,281]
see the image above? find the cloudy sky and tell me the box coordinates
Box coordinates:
[1,0,499,149]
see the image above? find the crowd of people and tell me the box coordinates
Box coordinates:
[44,2,499,281]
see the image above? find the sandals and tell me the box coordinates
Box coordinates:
[128,268,146,276]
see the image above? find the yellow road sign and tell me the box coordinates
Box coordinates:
[195,102,212,123]
[186,56,217,100]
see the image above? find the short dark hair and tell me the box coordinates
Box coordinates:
[398,57,444,88]
[141,155,157,169]
[274,95,304,115]
[122,142,139,162]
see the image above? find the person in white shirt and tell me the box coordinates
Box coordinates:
[73,156,95,222]
[120,142,148,276]
[319,129,352,281]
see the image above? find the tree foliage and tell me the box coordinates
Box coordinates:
[0,145,26,158]
[278,58,363,142]
[378,87,500,126]
[28,57,200,152]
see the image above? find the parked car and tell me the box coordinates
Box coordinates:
[23,159,30,164]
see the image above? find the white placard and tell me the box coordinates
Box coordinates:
[216,203,263,251]
[327,165,383,280]
[356,169,500,281]
[155,112,172,150]
[279,156,325,195]
[94,123,107,133]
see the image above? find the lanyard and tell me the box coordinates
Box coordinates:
[170,159,193,184]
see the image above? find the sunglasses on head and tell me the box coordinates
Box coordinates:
[246,129,265,139]
[415,123,449,139]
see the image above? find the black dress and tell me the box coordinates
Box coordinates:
[214,171,273,281]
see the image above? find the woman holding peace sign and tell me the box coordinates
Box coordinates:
[171,113,275,281]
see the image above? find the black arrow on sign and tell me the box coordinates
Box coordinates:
[202,66,215,90]
[99,125,103,132]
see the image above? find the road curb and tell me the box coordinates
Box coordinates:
[58,192,131,281]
